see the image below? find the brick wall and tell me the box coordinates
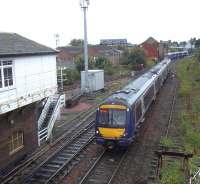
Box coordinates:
[0,103,38,174]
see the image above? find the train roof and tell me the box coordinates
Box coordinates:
[166,51,188,56]
[105,58,171,106]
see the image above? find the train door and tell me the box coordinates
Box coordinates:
[135,100,143,127]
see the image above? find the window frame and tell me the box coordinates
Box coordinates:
[135,100,142,124]
[0,59,14,90]
[144,85,154,108]
[9,131,24,155]
[98,108,127,128]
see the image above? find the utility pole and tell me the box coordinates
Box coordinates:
[60,64,63,91]
[80,0,89,93]
[54,33,60,48]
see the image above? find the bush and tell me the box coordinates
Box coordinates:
[160,137,174,150]
[58,68,80,86]
[74,55,95,72]
[195,47,200,63]
[105,66,114,75]
[95,56,112,69]
[121,48,147,70]
[185,130,200,153]
[159,162,186,184]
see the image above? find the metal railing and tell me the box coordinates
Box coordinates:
[46,94,63,140]
[38,94,65,146]
[38,98,51,130]
[38,128,48,146]
[189,168,200,184]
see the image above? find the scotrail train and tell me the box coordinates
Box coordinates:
[95,52,187,148]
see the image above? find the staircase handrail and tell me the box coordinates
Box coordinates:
[38,97,52,130]
[46,94,64,140]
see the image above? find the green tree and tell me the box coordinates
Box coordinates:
[121,49,129,65]
[195,48,200,63]
[171,41,179,47]
[69,39,84,47]
[195,39,200,48]
[63,68,80,85]
[179,41,187,47]
[122,48,146,70]
[190,37,196,46]
[75,55,84,71]
[95,56,112,69]
[74,55,94,72]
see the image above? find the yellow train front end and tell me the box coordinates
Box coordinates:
[95,103,132,148]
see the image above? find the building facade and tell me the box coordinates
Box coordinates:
[56,45,122,68]
[140,37,159,59]
[100,39,128,46]
[0,33,57,174]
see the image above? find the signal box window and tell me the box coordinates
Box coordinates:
[0,60,14,89]
[9,131,24,155]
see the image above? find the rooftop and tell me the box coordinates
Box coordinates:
[0,32,57,57]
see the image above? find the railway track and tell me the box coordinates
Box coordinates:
[2,118,96,184]
[1,70,153,184]
[2,76,132,184]
[79,148,128,184]
[146,75,179,182]
[22,121,95,184]
[148,67,187,183]
[71,67,181,184]
[165,82,184,152]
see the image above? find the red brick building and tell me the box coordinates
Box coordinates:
[141,37,159,59]
[0,104,38,173]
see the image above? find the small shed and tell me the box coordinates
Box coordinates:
[81,70,104,92]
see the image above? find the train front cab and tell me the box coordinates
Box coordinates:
[95,103,134,148]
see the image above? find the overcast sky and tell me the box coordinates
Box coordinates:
[0,0,199,48]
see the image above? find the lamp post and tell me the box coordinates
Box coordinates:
[80,0,89,93]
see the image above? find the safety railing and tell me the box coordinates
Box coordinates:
[38,98,51,130]
[46,94,64,140]
[38,94,65,146]
[38,128,48,146]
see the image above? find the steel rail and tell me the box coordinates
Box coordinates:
[165,82,177,137]
[22,121,95,184]
[79,150,106,184]
[107,148,129,184]
[79,149,127,184]
[1,110,96,184]
[45,136,95,183]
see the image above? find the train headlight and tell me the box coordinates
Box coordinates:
[123,132,127,137]
[96,130,99,134]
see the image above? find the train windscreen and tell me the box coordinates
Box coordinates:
[99,108,127,128]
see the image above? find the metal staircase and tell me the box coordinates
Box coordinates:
[38,94,65,146]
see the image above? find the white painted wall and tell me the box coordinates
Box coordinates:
[0,55,57,114]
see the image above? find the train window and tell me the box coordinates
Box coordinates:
[135,101,142,123]
[155,78,161,91]
[144,86,154,108]
[99,109,109,124]
[99,109,127,128]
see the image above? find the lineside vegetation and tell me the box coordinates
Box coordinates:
[158,55,200,184]
[176,56,200,177]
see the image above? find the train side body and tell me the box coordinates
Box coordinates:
[95,51,187,148]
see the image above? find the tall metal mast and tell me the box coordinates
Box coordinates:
[80,0,89,93]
